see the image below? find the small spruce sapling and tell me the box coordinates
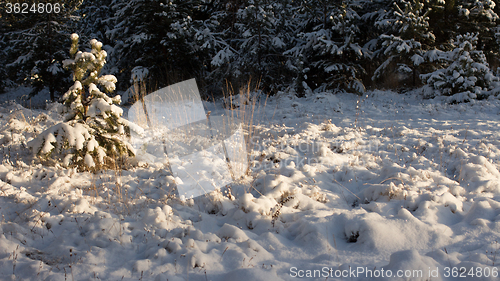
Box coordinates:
[421,33,499,102]
[29,33,142,170]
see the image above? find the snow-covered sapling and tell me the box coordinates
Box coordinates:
[421,33,499,102]
[29,33,142,170]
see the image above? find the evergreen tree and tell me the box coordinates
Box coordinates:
[0,34,9,93]
[76,0,115,43]
[1,0,82,100]
[231,1,286,92]
[285,0,368,94]
[356,0,394,87]
[458,0,499,62]
[2,0,497,100]
[29,34,139,170]
[421,33,499,102]
[371,0,440,87]
[429,0,498,62]
[195,0,293,94]
[107,0,201,91]
[193,0,239,94]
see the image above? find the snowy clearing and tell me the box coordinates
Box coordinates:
[0,90,500,280]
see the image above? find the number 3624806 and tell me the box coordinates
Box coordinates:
[6,2,61,14]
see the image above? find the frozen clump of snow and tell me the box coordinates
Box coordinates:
[217,223,250,242]
[343,212,451,253]
[239,193,277,216]
[452,155,500,194]
[97,75,118,93]
[463,199,500,225]
[132,259,151,273]
[84,153,95,167]
[383,250,443,281]
[197,189,236,215]
[69,197,96,214]
[362,182,406,202]
[432,191,463,213]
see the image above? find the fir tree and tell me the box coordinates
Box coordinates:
[193,0,239,94]
[429,0,498,60]
[285,0,368,94]
[232,0,286,92]
[107,0,201,91]
[421,33,499,102]
[0,35,8,93]
[29,34,140,170]
[76,0,115,43]
[194,0,294,94]
[372,0,439,87]
[1,0,81,100]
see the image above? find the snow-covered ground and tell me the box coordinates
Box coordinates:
[0,89,500,280]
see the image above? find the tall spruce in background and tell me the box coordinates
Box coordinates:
[76,0,117,75]
[356,0,394,88]
[1,0,82,100]
[198,0,293,94]
[458,0,499,65]
[193,0,238,95]
[105,0,163,90]
[0,27,8,93]
[76,0,115,43]
[371,0,440,87]
[428,0,498,63]
[285,0,368,95]
[106,0,201,91]
[231,1,285,92]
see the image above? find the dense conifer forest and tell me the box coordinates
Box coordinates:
[1,0,499,102]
